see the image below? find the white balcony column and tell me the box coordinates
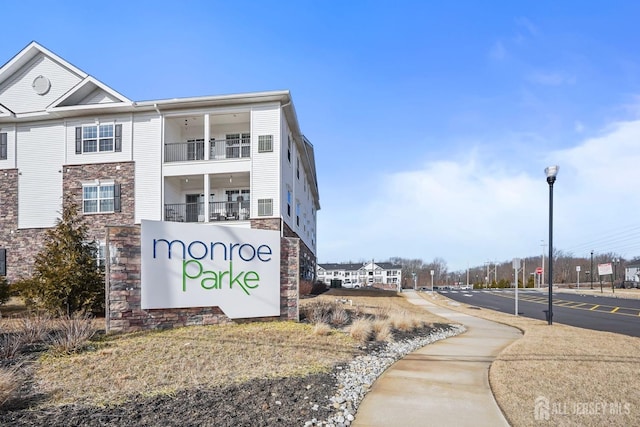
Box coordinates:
[204,114,210,161]
[203,174,210,222]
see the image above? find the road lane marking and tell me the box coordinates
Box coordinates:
[590,305,600,311]
[611,307,620,313]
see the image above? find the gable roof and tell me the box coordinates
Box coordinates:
[48,75,132,112]
[0,102,13,118]
[0,41,86,85]
[0,41,132,118]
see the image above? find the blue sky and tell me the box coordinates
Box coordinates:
[3,1,640,271]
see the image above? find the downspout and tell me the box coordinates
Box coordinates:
[154,103,164,221]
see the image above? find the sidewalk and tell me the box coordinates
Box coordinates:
[352,290,521,427]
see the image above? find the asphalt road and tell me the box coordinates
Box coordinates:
[436,289,640,338]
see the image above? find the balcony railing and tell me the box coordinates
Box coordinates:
[164,200,250,222]
[165,137,251,162]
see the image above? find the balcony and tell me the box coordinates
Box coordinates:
[164,200,250,223]
[164,137,251,163]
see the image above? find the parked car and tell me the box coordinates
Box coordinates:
[341,280,362,289]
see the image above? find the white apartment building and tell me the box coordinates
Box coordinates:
[0,42,319,284]
[317,262,402,290]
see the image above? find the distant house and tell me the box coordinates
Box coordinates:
[317,262,402,290]
[625,260,640,283]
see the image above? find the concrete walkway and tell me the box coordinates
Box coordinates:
[352,291,521,427]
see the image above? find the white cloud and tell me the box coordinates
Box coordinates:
[318,118,640,270]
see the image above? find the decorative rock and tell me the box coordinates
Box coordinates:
[306,324,465,426]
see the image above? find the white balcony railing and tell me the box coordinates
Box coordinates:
[164,137,251,162]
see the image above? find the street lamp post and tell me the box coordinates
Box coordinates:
[590,250,594,289]
[545,165,559,325]
[612,257,619,294]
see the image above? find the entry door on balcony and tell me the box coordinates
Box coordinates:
[185,194,203,222]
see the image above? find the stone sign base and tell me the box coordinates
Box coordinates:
[105,225,300,333]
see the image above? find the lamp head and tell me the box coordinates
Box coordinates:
[545,165,559,184]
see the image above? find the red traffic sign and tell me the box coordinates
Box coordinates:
[535,267,543,274]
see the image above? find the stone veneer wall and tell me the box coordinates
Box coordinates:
[63,162,135,242]
[250,218,316,295]
[105,225,300,333]
[0,169,49,282]
[0,162,135,283]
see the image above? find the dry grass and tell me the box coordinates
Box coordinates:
[371,319,393,342]
[427,293,640,427]
[0,289,452,410]
[349,318,373,342]
[312,321,333,336]
[49,314,97,355]
[35,321,356,406]
[0,365,20,405]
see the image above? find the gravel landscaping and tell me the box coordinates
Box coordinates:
[0,324,463,427]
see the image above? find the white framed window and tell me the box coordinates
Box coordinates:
[226,133,251,158]
[83,181,120,214]
[258,198,273,216]
[287,189,292,217]
[287,136,291,163]
[258,135,273,153]
[296,202,300,226]
[76,124,122,154]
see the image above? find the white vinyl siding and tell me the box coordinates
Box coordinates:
[134,113,162,222]
[65,117,131,165]
[0,53,83,114]
[17,122,64,228]
[250,104,280,218]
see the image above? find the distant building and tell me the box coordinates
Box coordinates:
[317,262,402,290]
[625,260,640,283]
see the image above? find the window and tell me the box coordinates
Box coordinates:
[258,199,273,216]
[296,202,300,226]
[287,136,291,163]
[296,158,300,179]
[287,190,292,217]
[0,133,7,160]
[226,133,250,158]
[97,242,106,268]
[258,135,273,153]
[75,124,122,154]
[83,182,121,213]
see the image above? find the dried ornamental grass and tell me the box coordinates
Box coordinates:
[312,322,332,336]
[349,318,373,342]
[0,365,20,406]
[371,319,393,342]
